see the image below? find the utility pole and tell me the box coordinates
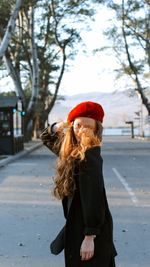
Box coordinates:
[140,101,144,137]
[136,90,144,138]
[125,121,134,138]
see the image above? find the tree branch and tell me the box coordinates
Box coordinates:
[0,0,24,58]
[45,47,67,117]
[44,4,52,50]
[26,5,39,123]
[121,0,150,114]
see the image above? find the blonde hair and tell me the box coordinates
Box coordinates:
[53,121,103,199]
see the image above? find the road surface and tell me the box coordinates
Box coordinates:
[0,136,150,267]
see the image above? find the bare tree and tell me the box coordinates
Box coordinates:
[101,0,150,115]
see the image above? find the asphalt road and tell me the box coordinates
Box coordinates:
[0,136,150,267]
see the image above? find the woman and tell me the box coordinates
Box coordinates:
[40,101,117,267]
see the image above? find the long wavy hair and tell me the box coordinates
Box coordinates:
[53,121,103,199]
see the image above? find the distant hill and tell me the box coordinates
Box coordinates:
[48,90,149,128]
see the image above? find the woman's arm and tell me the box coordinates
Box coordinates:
[40,122,65,155]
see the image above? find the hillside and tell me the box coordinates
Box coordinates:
[48,90,149,128]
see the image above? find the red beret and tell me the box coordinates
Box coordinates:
[67,101,104,123]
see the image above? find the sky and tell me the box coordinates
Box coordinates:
[59,7,119,96]
[60,51,118,96]
[0,6,122,96]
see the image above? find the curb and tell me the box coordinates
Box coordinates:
[0,142,43,168]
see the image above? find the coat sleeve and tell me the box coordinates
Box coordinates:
[40,125,63,156]
[79,146,105,236]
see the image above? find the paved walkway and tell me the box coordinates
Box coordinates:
[0,139,42,168]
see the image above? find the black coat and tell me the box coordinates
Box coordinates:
[40,127,117,267]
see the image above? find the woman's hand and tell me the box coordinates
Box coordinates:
[52,121,69,133]
[80,236,95,261]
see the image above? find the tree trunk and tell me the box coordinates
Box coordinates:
[3,49,26,106]
[24,5,39,140]
[0,0,23,58]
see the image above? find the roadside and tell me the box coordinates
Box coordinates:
[0,139,42,168]
[0,135,149,169]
